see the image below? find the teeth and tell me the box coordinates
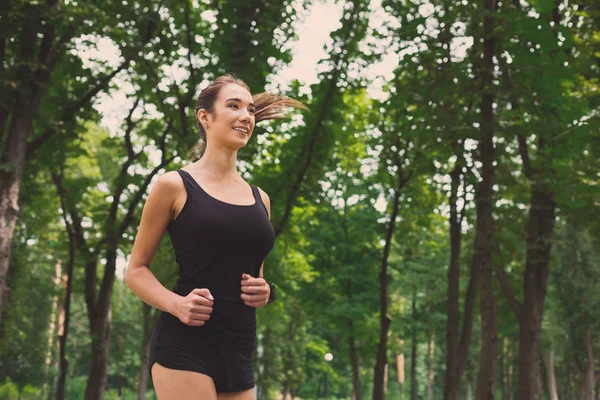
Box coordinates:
[234,127,248,134]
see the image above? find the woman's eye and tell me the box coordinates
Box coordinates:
[230,104,239,109]
[249,109,256,114]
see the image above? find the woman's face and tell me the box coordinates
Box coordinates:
[200,83,256,150]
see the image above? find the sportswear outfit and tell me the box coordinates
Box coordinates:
[149,169,275,392]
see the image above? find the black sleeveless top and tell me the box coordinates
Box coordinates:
[161,169,275,351]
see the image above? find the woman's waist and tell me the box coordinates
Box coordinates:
[172,279,253,313]
[156,308,256,342]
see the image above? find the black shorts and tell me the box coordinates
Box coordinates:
[149,329,255,393]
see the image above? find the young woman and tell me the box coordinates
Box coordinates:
[125,75,306,400]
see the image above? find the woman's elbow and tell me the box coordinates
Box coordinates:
[124,263,138,290]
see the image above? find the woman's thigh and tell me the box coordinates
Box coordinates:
[151,362,217,400]
[217,388,255,400]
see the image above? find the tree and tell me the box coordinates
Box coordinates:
[0,1,161,324]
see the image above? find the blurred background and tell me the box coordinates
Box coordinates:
[1,0,599,399]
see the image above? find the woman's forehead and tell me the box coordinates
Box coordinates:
[219,83,252,103]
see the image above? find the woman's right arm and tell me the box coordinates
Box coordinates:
[125,172,213,326]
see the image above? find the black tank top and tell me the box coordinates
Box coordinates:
[162,169,275,350]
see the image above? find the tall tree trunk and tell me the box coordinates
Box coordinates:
[514,2,561,398]
[475,0,498,398]
[397,353,405,397]
[85,245,118,400]
[42,260,63,398]
[56,176,76,400]
[584,325,595,400]
[282,383,291,400]
[410,294,417,400]
[0,97,43,325]
[349,321,362,400]
[373,168,409,400]
[517,183,556,400]
[508,349,514,400]
[502,337,515,400]
[0,0,65,325]
[56,262,74,399]
[444,154,478,400]
[445,160,463,400]
[85,310,112,399]
[466,380,473,400]
[426,338,435,400]
[543,352,559,400]
[500,339,506,400]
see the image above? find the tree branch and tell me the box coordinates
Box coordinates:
[273,67,339,237]
[51,166,98,326]
[124,98,142,159]
[118,155,175,237]
[27,60,129,154]
[118,122,175,237]
[27,1,164,154]
[517,134,535,180]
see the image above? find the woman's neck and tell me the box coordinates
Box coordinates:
[194,146,239,179]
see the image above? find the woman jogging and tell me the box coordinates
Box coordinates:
[125,74,306,399]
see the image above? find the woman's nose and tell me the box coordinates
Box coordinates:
[239,111,251,122]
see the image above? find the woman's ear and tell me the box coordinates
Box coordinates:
[197,109,211,128]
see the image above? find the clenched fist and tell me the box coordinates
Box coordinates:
[172,288,214,326]
[240,273,270,308]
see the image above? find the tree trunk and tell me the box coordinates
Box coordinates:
[466,379,473,400]
[474,1,498,399]
[85,310,112,400]
[444,155,478,400]
[373,171,407,400]
[0,0,65,326]
[410,294,417,400]
[349,321,362,400]
[543,352,559,400]
[55,198,76,400]
[56,261,74,399]
[583,325,595,400]
[514,1,561,398]
[0,98,40,326]
[445,161,462,400]
[397,353,405,397]
[282,382,291,400]
[502,337,515,400]
[426,338,435,400]
[85,245,118,400]
[42,260,63,398]
[517,183,556,400]
[500,339,506,400]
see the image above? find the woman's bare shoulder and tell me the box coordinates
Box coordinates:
[156,170,183,185]
[255,186,271,215]
[255,186,270,200]
[151,171,185,196]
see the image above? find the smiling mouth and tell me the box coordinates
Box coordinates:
[233,127,249,134]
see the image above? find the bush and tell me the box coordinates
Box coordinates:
[0,378,19,400]
[65,376,87,399]
[20,385,41,400]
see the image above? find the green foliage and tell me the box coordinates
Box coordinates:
[0,379,19,400]
[2,0,599,399]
